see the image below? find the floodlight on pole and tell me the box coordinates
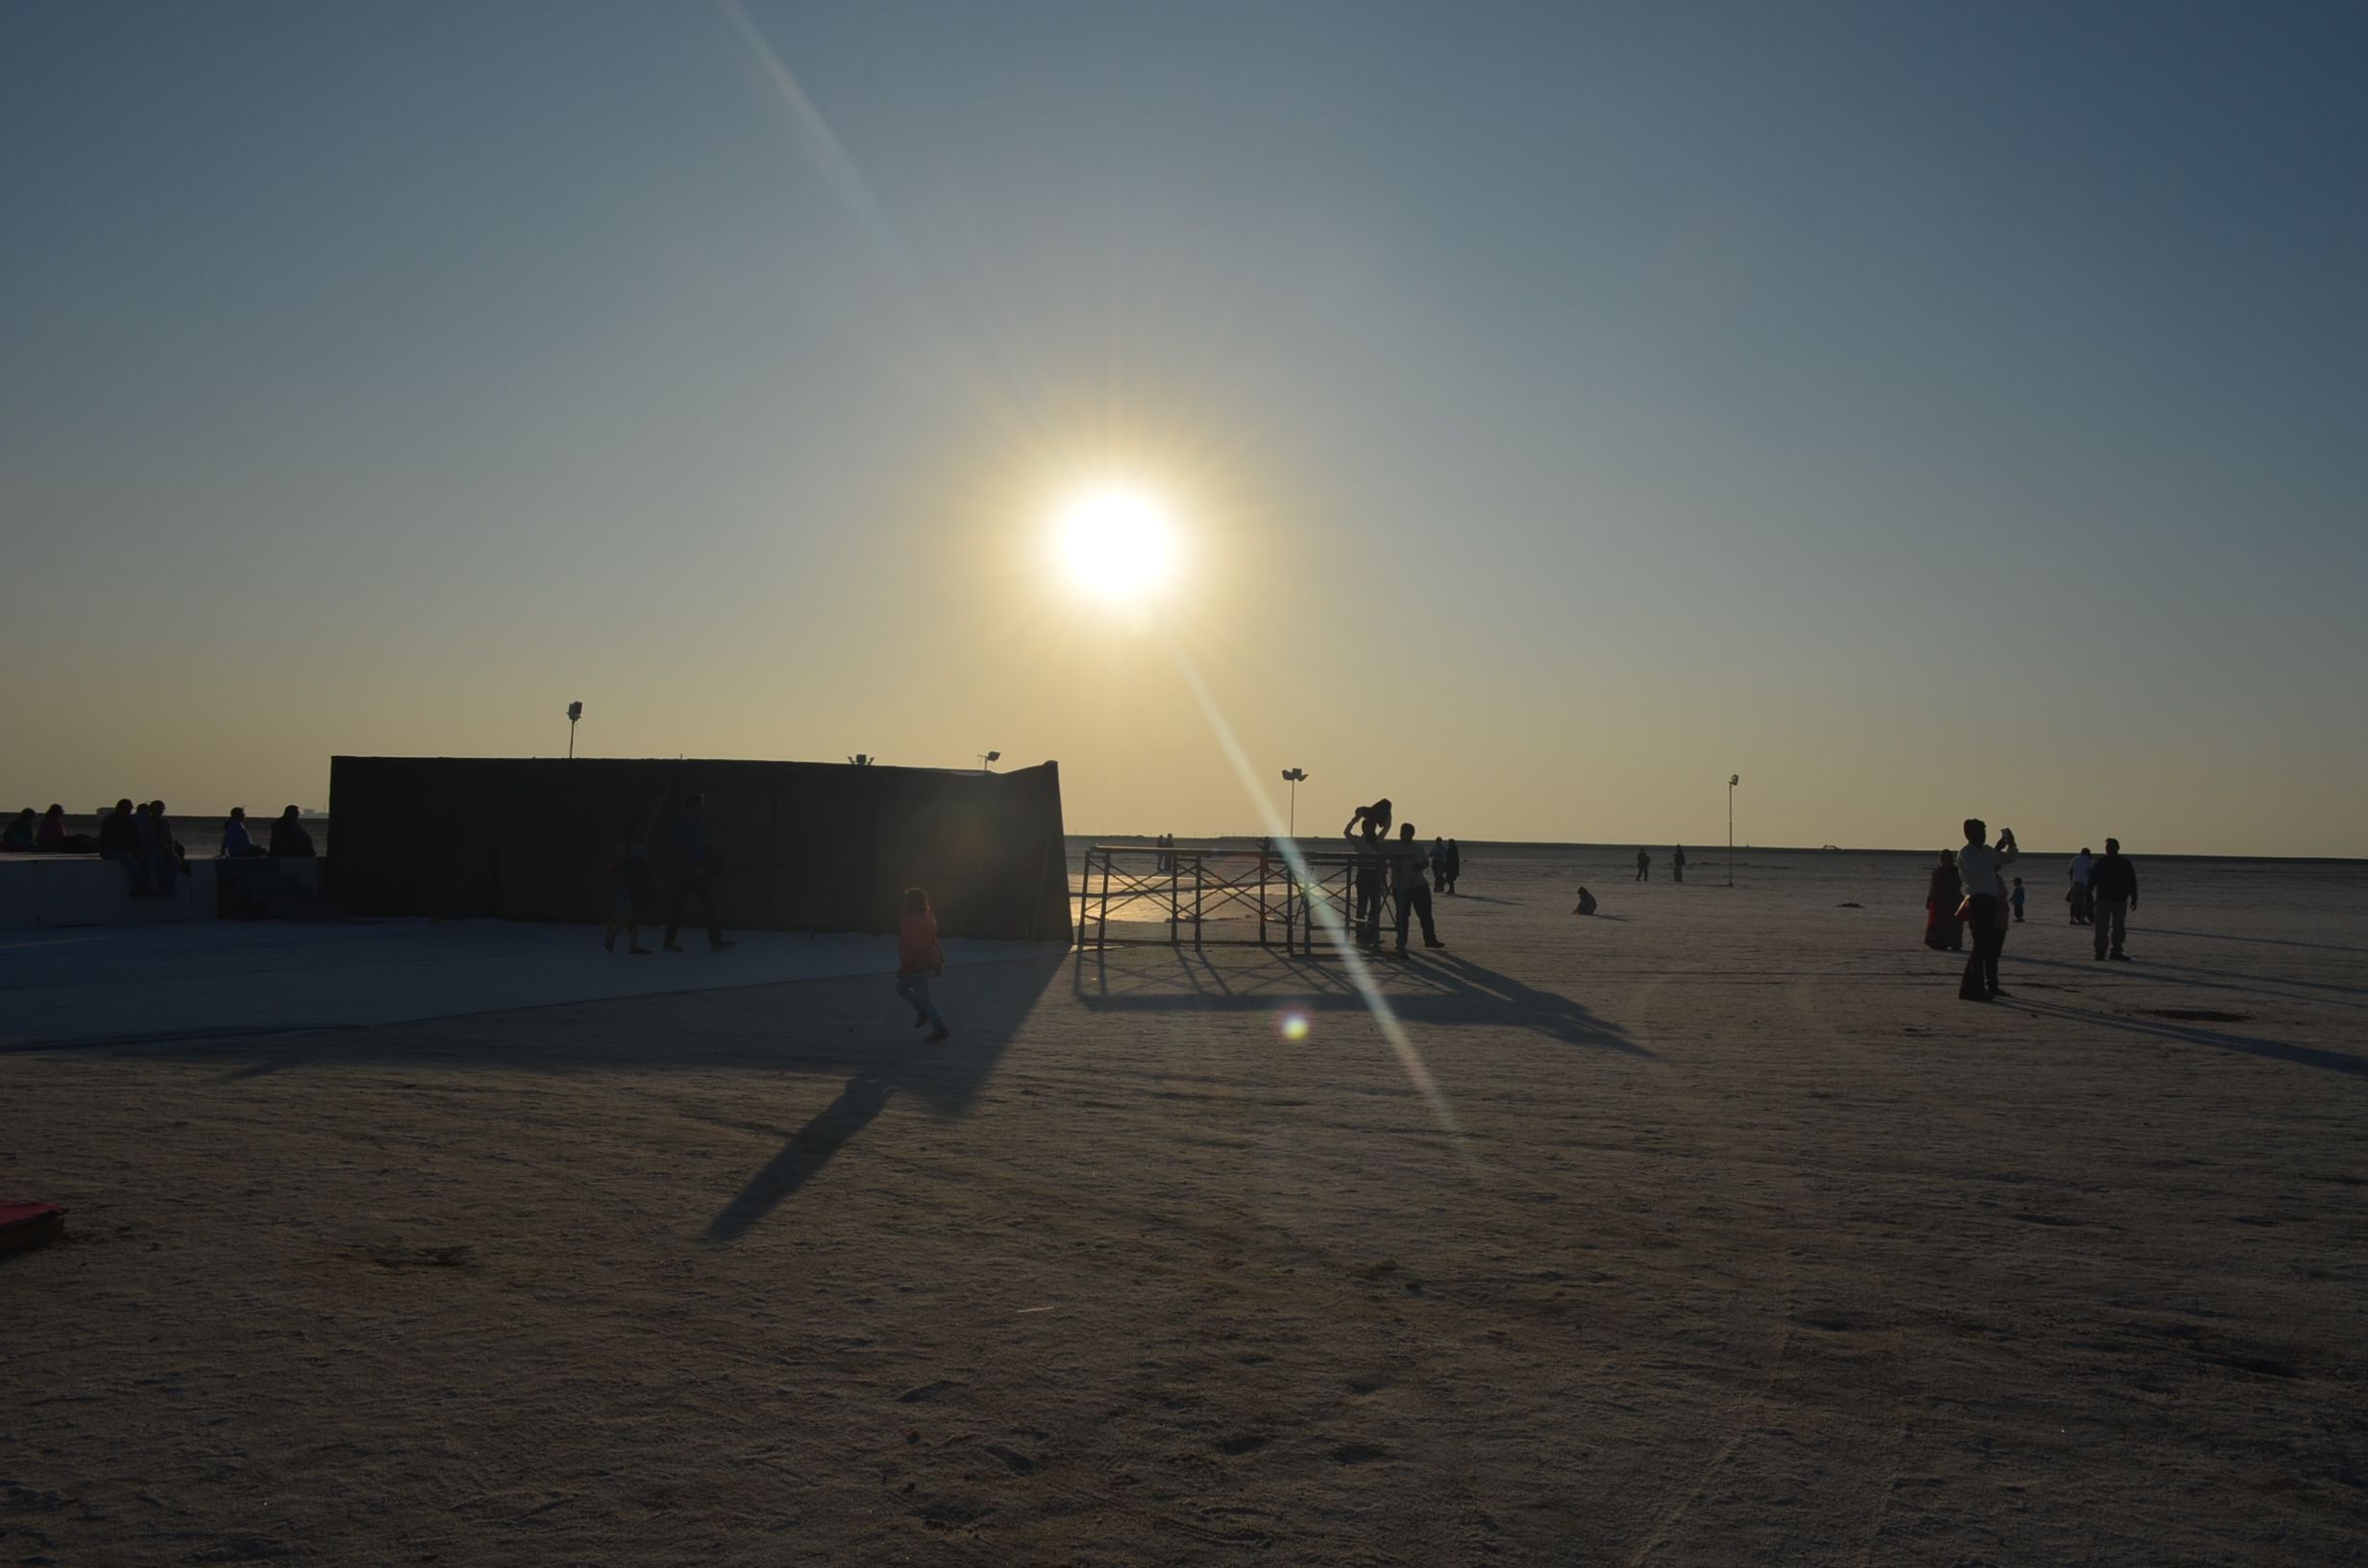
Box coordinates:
[978,749,1001,772]
[1280,768,1309,839]
[566,701,583,760]
[1728,773,1739,888]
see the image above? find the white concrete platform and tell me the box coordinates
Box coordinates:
[0,855,220,928]
[0,919,1067,1049]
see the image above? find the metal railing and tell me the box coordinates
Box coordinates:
[1073,843,1386,951]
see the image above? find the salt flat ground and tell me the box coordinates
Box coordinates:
[5,849,2365,1565]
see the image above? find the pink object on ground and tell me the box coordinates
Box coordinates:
[0,1199,66,1254]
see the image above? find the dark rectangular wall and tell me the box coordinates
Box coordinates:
[328,756,1071,942]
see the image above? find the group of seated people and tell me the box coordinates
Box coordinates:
[3,801,317,894]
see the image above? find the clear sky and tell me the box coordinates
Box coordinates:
[7,3,2365,856]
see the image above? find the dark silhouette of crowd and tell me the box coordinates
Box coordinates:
[4,798,317,896]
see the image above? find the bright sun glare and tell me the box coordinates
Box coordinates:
[1054,484,1177,600]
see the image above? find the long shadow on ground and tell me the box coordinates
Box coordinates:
[2010,995,2368,1078]
[1073,944,1647,1058]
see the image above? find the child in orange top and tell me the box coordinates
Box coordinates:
[897,887,950,1041]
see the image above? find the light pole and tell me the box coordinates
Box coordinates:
[978,749,1001,773]
[1727,773,1739,887]
[566,701,583,760]
[1280,768,1308,839]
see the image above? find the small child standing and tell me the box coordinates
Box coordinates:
[897,887,951,1042]
[2010,876,2027,923]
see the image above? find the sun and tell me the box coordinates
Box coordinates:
[1053,483,1178,600]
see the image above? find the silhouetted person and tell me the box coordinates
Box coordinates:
[2067,846,2095,924]
[1572,886,1598,916]
[1429,835,1448,893]
[1673,845,1687,883]
[663,793,732,953]
[2,809,34,852]
[1444,839,1462,894]
[98,799,149,893]
[1923,848,1963,951]
[603,816,656,954]
[1344,807,1388,950]
[896,886,951,1042]
[269,805,317,858]
[1389,822,1443,955]
[1635,848,1650,882]
[2089,838,2137,962]
[219,807,267,858]
[136,801,179,893]
[2010,877,2026,922]
[1956,819,2017,1002]
[37,804,86,852]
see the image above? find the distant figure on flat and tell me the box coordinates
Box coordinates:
[2067,846,2095,925]
[897,887,951,1042]
[2088,838,2137,962]
[1955,820,2017,1002]
[603,816,656,955]
[1672,845,1686,883]
[1634,848,1650,882]
[662,793,734,953]
[1388,821,1444,956]
[2010,877,2026,923]
[1444,838,1462,894]
[1923,848,1963,951]
[1572,886,1597,916]
[1429,835,1448,893]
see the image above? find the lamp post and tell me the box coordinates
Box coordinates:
[566,701,583,760]
[978,749,1001,773]
[1727,773,1739,888]
[1280,768,1308,840]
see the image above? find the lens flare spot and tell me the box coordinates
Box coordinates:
[1277,1011,1311,1042]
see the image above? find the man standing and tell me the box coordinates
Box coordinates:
[1343,800,1393,950]
[1955,818,2017,1002]
[1635,848,1651,882]
[663,793,735,953]
[1389,822,1444,956]
[1673,845,1687,884]
[2089,838,2137,962]
[2067,846,2095,924]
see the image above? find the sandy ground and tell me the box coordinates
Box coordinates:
[6,848,2366,1565]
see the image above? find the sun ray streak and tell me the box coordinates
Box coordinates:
[1161,630,1475,1171]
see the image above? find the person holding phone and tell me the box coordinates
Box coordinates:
[1955,820,2017,1002]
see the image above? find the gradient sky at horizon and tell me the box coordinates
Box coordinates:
[6,3,2365,856]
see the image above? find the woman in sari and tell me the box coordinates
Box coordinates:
[1924,848,1964,951]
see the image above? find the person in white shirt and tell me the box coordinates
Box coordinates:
[2067,848,2095,925]
[1956,819,2017,1002]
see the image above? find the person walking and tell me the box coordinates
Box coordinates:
[1388,822,1444,956]
[1673,845,1687,883]
[1444,838,1462,894]
[2067,846,2095,924]
[1955,819,2017,1002]
[2089,837,2137,962]
[603,816,657,954]
[1635,848,1651,882]
[662,793,734,953]
[1429,835,1449,893]
[896,887,951,1041]
[1923,848,1964,951]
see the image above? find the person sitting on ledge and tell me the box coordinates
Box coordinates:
[98,798,152,894]
[37,804,93,854]
[2,809,35,851]
[219,807,269,858]
[269,805,317,858]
